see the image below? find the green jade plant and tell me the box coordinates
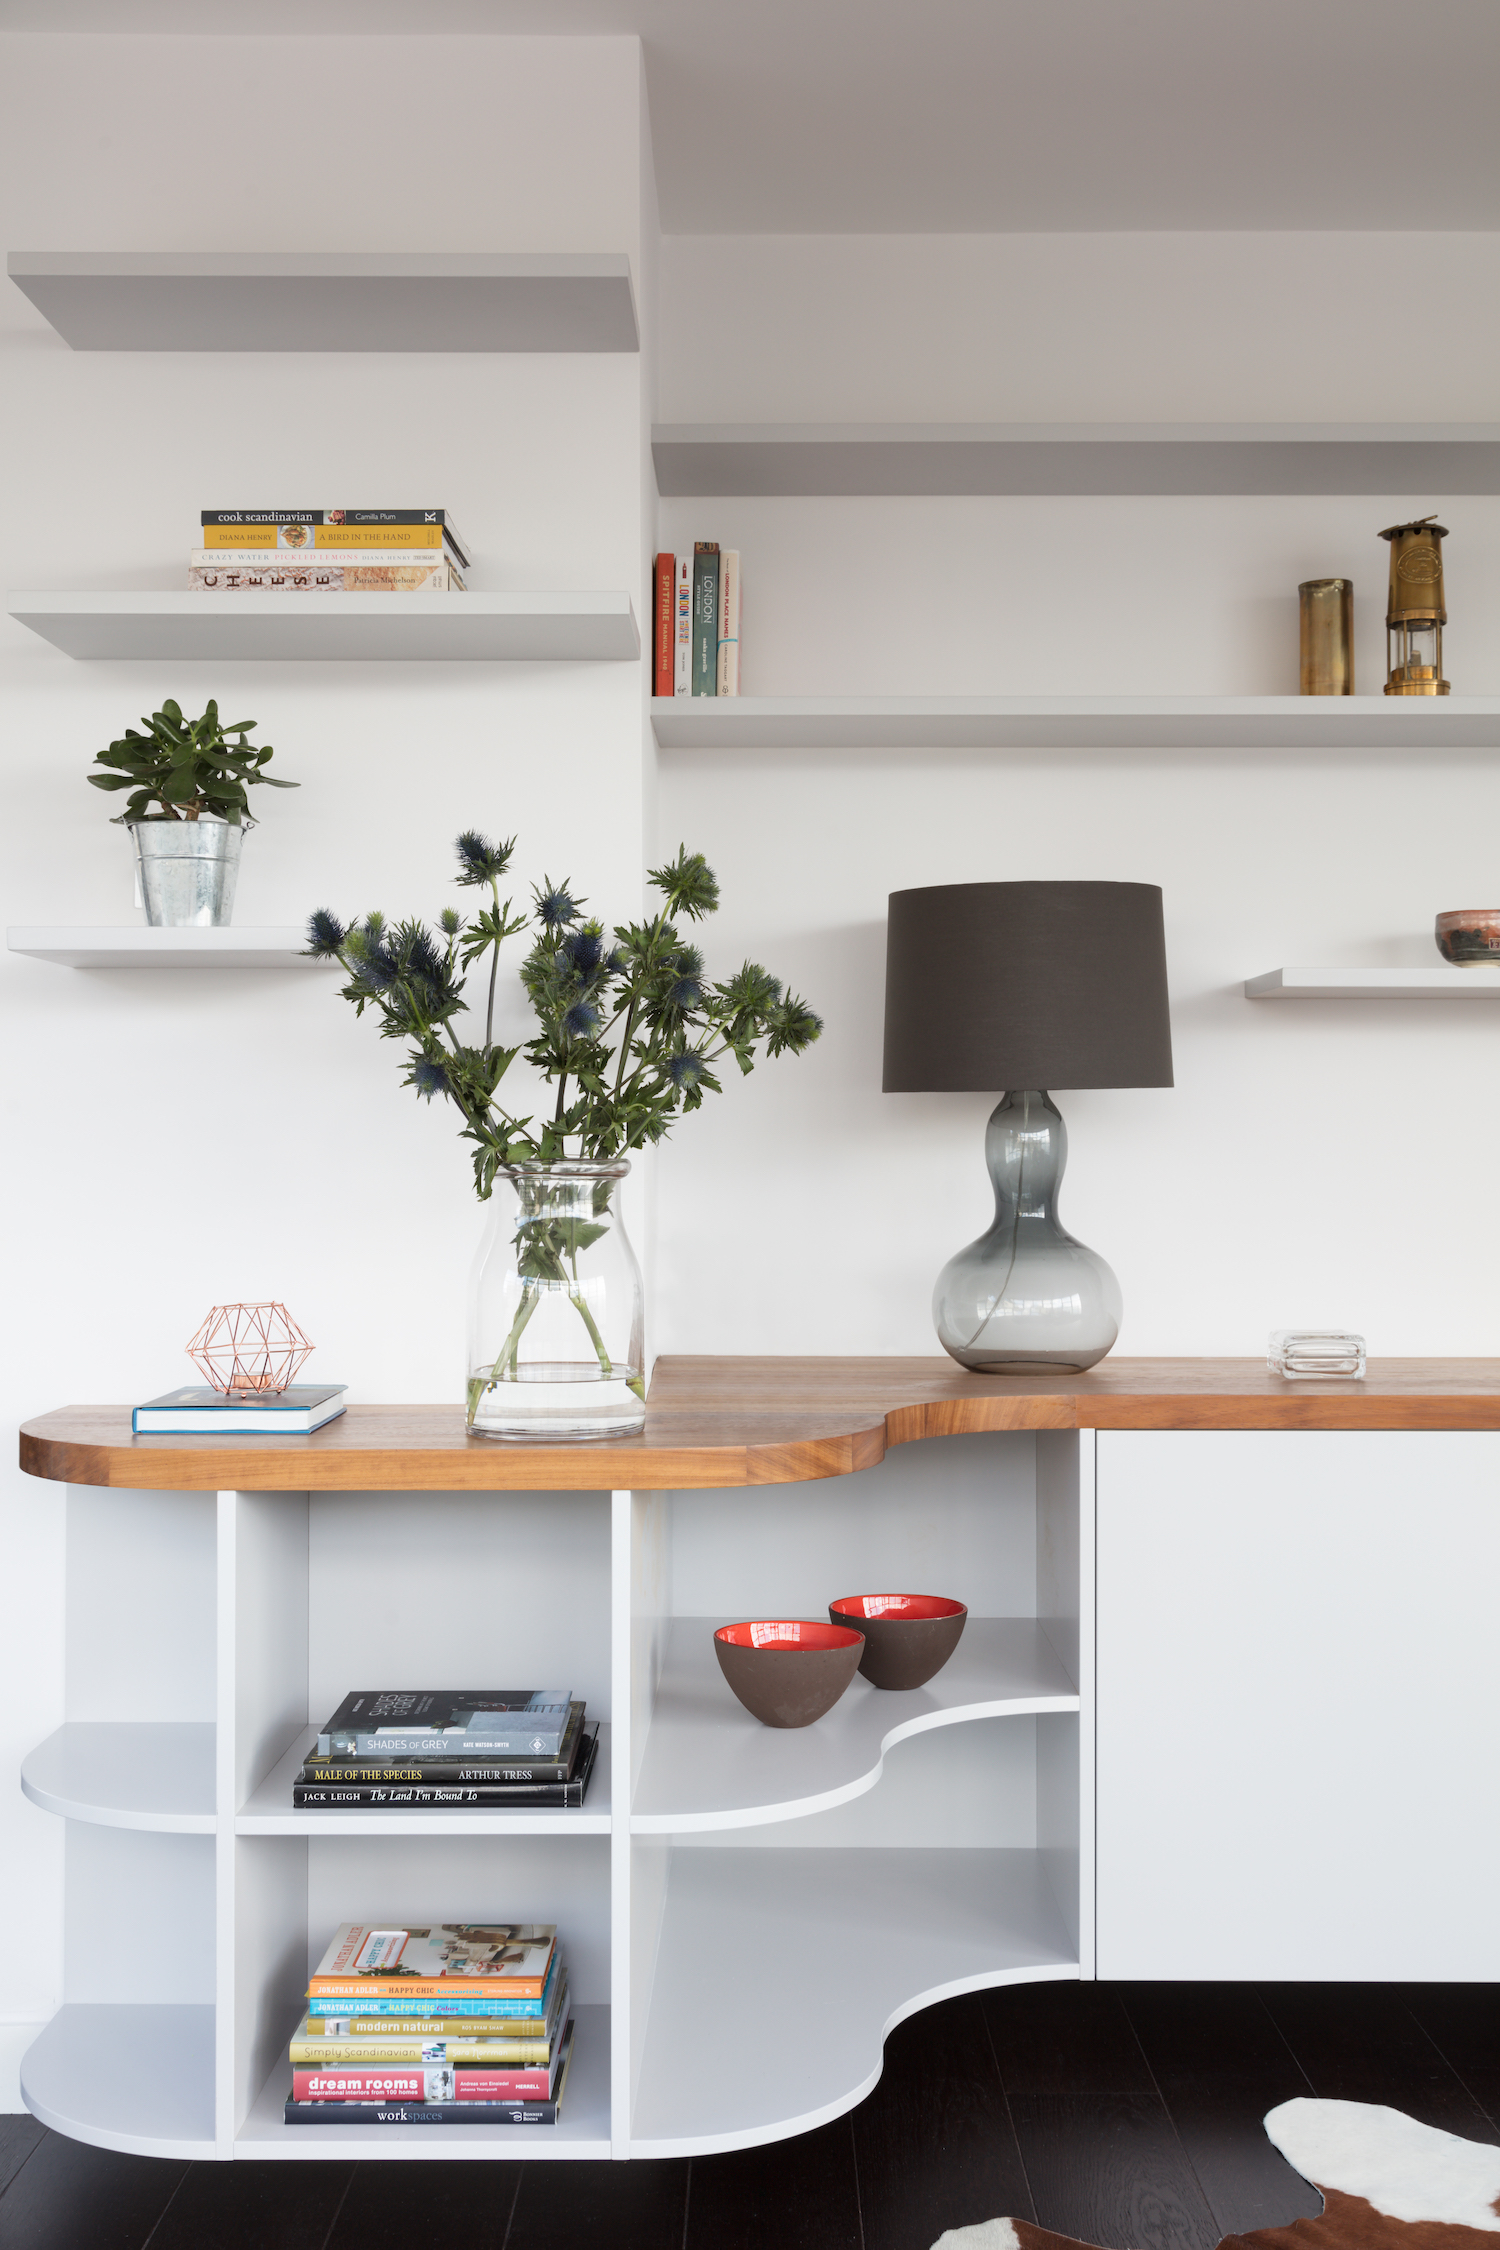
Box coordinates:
[306,837,822,1419]
[86,697,293,823]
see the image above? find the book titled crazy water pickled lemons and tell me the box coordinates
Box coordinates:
[308,1925,557,2004]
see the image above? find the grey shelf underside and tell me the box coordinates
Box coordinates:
[653,423,1500,497]
[8,252,639,353]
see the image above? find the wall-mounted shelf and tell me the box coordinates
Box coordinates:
[21,1723,215,1832]
[653,422,1500,497]
[651,696,1500,752]
[1246,966,1500,999]
[8,590,640,663]
[631,1618,1077,1833]
[8,928,331,970]
[8,251,639,354]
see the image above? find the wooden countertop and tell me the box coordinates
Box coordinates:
[20,1356,1500,1491]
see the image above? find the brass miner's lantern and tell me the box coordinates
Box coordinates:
[1380,514,1449,696]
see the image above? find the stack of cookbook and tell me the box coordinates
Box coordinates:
[286,1923,573,2127]
[293,1689,597,1810]
[191,509,468,591]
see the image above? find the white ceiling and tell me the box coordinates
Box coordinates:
[4,0,1500,234]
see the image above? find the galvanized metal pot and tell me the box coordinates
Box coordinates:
[128,818,244,927]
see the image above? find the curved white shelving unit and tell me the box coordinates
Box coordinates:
[8,927,332,970]
[651,695,1500,752]
[9,589,640,663]
[8,251,640,354]
[1246,966,1500,999]
[22,2004,215,2158]
[632,1618,1076,1832]
[237,1723,612,1836]
[653,421,1500,497]
[236,2003,612,2159]
[630,1847,1076,2155]
[22,1722,215,1832]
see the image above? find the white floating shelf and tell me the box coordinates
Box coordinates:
[632,1618,1076,1833]
[236,2003,612,2159]
[22,2004,216,2159]
[9,251,639,353]
[8,590,640,663]
[237,1723,612,1836]
[653,421,1500,497]
[1247,966,1500,999]
[22,1722,215,1832]
[631,1847,1076,2155]
[8,927,331,970]
[652,695,1500,752]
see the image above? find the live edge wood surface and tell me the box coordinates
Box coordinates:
[19,1356,1500,1492]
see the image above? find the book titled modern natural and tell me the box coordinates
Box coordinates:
[286,1924,574,2125]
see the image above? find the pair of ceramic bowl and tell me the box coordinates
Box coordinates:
[713,1595,967,1729]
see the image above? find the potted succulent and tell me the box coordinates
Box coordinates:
[87,697,295,927]
[306,836,821,1441]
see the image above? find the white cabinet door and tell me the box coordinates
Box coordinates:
[1095,1429,1500,1981]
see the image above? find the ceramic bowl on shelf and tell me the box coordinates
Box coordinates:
[1435,910,1500,966]
[828,1594,968,1690]
[712,1619,865,1728]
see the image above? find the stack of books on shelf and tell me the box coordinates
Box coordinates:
[286,1922,574,2128]
[293,1689,598,1810]
[655,542,740,695]
[191,509,468,592]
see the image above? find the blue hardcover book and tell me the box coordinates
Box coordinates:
[133,1386,347,1435]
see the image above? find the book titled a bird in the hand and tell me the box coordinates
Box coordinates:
[132,1386,347,1435]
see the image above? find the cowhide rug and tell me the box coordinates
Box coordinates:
[932,2097,1500,2250]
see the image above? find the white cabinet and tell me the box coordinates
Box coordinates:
[1095,1430,1500,1981]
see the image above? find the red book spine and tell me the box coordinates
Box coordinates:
[294,2064,552,2102]
[653,552,675,696]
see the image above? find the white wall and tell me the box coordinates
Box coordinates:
[651,236,1500,1361]
[0,31,656,2067]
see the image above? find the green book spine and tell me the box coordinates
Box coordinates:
[692,543,720,696]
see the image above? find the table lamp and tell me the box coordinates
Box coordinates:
[883,881,1173,1373]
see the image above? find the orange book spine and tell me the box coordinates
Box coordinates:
[653,552,674,695]
[308,1975,549,2002]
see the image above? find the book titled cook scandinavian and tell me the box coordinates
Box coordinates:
[132,1385,347,1435]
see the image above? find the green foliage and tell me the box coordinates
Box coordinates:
[307,835,822,1199]
[87,697,296,825]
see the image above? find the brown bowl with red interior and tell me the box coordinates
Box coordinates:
[713,1619,866,1728]
[828,1594,967,1690]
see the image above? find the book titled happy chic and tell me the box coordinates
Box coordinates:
[309,1924,557,2003]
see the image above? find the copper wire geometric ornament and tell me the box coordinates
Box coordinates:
[186,1303,314,1396]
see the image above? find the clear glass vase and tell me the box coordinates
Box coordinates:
[466,1161,645,1440]
[932,1090,1122,1373]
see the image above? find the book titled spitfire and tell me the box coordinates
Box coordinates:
[308,1924,556,2004]
[316,1689,573,1759]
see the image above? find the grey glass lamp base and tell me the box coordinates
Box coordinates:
[933,1089,1122,1374]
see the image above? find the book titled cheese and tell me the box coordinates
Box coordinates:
[308,1924,556,2004]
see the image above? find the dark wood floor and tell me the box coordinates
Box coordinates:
[3,1983,1498,2250]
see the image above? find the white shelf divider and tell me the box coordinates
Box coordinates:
[653,421,1500,497]
[22,2004,216,2159]
[632,1618,1077,1833]
[8,927,331,970]
[8,251,639,354]
[237,1723,612,1837]
[8,590,640,663]
[235,2002,612,2159]
[630,1847,1076,2155]
[652,695,1500,752]
[1246,966,1500,999]
[22,1722,216,1833]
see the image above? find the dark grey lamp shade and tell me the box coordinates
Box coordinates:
[883,881,1173,1091]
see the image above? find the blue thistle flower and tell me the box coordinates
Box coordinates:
[356,948,398,994]
[665,1050,705,1090]
[563,1001,600,1040]
[564,926,606,976]
[439,907,461,936]
[535,880,581,931]
[411,1056,448,1101]
[454,830,515,885]
[306,908,346,956]
[669,976,702,1008]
